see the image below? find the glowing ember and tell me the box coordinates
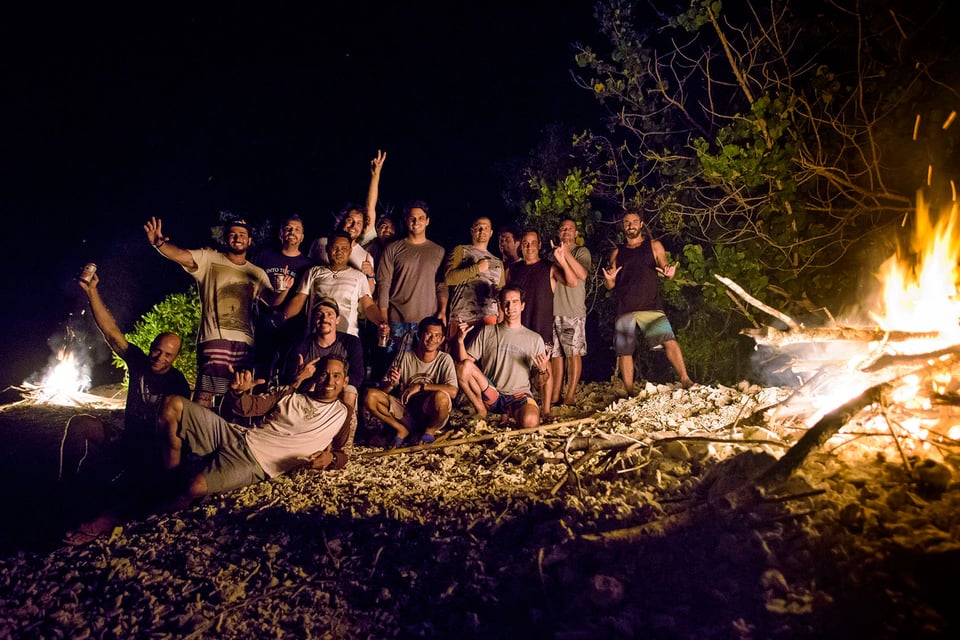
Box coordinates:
[872,192,960,340]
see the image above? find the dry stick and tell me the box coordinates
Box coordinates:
[714,274,801,332]
[880,409,915,476]
[564,434,789,454]
[358,417,597,458]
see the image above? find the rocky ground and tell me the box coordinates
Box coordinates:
[0,380,958,639]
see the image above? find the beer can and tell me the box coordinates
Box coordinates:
[79,262,97,283]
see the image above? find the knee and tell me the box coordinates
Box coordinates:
[434,391,452,415]
[185,473,209,500]
[158,395,184,432]
[65,414,103,441]
[364,389,385,411]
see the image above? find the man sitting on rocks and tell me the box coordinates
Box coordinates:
[454,285,550,429]
[363,316,458,447]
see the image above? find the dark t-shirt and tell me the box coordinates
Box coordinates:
[280,332,365,389]
[614,241,662,316]
[507,260,555,346]
[122,345,191,454]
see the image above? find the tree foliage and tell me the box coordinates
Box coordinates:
[111,289,201,387]
[573,0,959,311]
[518,0,960,383]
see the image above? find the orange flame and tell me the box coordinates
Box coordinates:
[872,192,960,340]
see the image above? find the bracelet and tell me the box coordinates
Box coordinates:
[153,239,166,249]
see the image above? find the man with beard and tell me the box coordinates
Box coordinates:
[145,216,291,409]
[550,218,591,406]
[498,224,521,269]
[65,355,354,545]
[250,214,313,382]
[603,211,694,392]
[278,296,363,416]
[364,316,458,447]
[282,232,382,338]
[308,150,386,290]
[376,200,448,349]
[454,285,550,429]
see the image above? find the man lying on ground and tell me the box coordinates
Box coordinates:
[64,355,352,545]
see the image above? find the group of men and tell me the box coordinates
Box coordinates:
[61,150,693,541]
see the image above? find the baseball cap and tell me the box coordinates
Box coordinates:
[316,296,340,316]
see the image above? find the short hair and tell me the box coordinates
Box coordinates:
[403,200,431,220]
[317,354,349,377]
[521,228,541,242]
[281,214,304,228]
[326,230,352,247]
[499,224,521,242]
[418,315,445,336]
[499,284,525,304]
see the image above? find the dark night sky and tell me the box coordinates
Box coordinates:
[0,2,601,390]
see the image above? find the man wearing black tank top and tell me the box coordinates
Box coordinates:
[603,211,694,393]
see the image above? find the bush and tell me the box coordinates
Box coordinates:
[111,289,200,387]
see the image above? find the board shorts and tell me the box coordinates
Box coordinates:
[614,310,676,356]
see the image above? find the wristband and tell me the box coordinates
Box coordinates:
[153,239,166,249]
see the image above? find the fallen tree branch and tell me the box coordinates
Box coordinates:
[714,274,801,332]
[358,417,597,458]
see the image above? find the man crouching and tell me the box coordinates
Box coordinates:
[159,354,351,504]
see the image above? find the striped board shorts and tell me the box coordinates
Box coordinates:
[196,339,255,395]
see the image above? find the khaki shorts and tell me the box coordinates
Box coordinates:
[178,400,266,493]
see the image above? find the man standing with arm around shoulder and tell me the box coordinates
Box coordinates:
[603,211,694,393]
[145,216,291,409]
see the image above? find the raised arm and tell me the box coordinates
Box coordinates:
[78,273,129,359]
[363,150,387,241]
[144,216,197,270]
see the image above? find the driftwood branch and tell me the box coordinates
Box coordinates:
[714,274,801,332]
[359,418,597,458]
[742,325,941,346]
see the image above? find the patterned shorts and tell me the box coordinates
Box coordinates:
[550,315,587,358]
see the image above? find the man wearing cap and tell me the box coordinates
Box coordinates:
[144,216,291,409]
[277,296,364,411]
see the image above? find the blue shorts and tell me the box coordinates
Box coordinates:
[481,382,536,415]
[614,311,677,356]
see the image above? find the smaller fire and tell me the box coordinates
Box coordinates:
[23,346,92,406]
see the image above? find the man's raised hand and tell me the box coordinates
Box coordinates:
[228,366,264,395]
